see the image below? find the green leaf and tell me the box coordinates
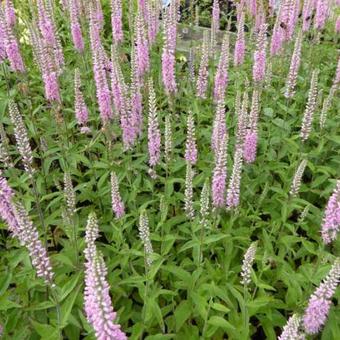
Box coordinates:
[0,272,12,295]
[208,316,236,331]
[0,295,21,310]
[59,272,82,302]
[175,300,192,332]
[60,284,82,328]
[31,321,61,340]
[211,303,231,314]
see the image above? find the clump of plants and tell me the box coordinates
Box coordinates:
[0,0,340,339]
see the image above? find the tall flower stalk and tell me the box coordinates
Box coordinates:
[314,0,329,30]
[29,26,60,103]
[226,148,243,209]
[270,7,284,56]
[4,0,16,27]
[164,115,172,165]
[8,101,34,176]
[199,179,210,263]
[289,160,308,197]
[303,258,340,335]
[321,181,340,244]
[129,48,143,139]
[212,132,228,209]
[84,213,127,339]
[111,172,125,219]
[243,89,260,164]
[319,84,337,129]
[74,68,89,132]
[185,111,197,165]
[184,161,195,219]
[161,0,177,94]
[147,77,161,168]
[135,8,149,78]
[279,314,305,340]
[300,69,319,142]
[69,0,84,52]
[236,90,249,149]
[213,33,230,102]
[0,175,54,286]
[240,242,257,287]
[138,210,153,268]
[37,0,64,72]
[212,97,227,156]
[234,11,245,66]
[284,31,303,99]
[302,0,315,32]
[146,0,160,44]
[0,7,25,72]
[252,23,267,83]
[111,0,123,43]
[196,31,209,98]
[111,46,135,149]
[210,0,220,54]
[89,5,113,124]
[63,172,79,265]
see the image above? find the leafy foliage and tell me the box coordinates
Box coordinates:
[0,0,340,339]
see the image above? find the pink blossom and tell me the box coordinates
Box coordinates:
[135,12,149,78]
[252,23,267,83]
[74,69,89,128]
[162,3,177,94]
[84,213,127,340]
[111,172,125,218]
[5,0,16,27]
[234,12,245,66]
[185,112,197,165]
[321,181,340,244]
[212,133,228,208]
[213,33,229,102]
[111,0,123,43]
[148,78,161,167]
[243,131,257,164]
[70,0,84,52]
[303,259,340,334]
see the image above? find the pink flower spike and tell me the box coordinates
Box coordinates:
[111,172,125,219]
[234,11,245,66]
[111,0,123,43]
[184,111,197,165]
[147,78,161,167]
[321,181,340,244]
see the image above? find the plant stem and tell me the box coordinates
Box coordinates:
[30,173,48,248]
[51,288,62,336]
[70,215,79,268]
[243,285,249,339]
[199,220,205,264]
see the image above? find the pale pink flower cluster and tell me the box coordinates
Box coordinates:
[147,78,161,167]
[111,172,125,219]
[185,112,197,165]
[0,6,25,72]
[303,259,340,334]
[84,213,127,340]
[161,1,178,94]
[321,181,340,244]
[0,175,54,286]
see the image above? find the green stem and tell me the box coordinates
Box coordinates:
[202,299,212,338]
[30,173,48,248]
[51,289,62,336]
[243,285,249,339]
[199,220,205,264]
[1,64,11,96]
[70,215,80,268]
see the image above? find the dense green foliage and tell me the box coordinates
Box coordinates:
[0,1,340,339]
